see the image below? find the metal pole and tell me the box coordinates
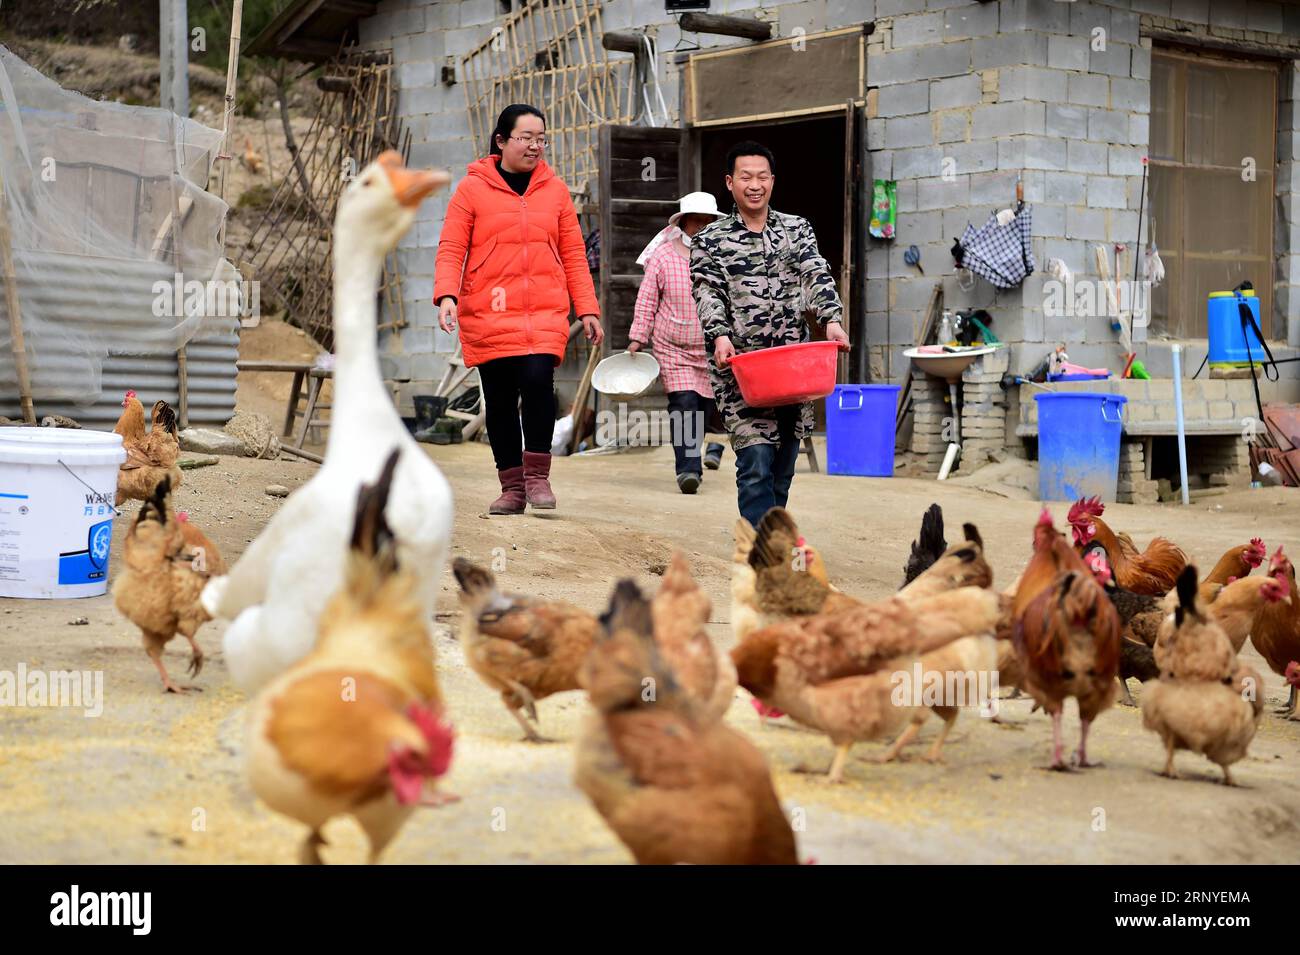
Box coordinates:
[1172,344,1190,506]
[160,0,190,118]
[159,0,172,110]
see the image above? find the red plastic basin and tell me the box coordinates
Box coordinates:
[727,340,847,406]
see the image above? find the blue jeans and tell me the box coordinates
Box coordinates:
[666,390,725,476]
[735,436,800,528]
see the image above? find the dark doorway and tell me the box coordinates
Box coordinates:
[697,116,847,318]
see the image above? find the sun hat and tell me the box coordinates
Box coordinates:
[668,191,723,226]
[636,192,725,267]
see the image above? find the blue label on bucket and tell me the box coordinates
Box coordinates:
[58,519,113,585]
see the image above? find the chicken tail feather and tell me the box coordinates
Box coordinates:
[749,507,801,572]
[1173,564,1200,627]
[348,449,401,570]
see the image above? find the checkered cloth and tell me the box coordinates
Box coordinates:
[954,204,1035,289]
[629,242,712,397]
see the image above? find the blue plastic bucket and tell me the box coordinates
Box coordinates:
[1207,290,1265,366]
[1035,393,1127,502]
[825,384,901,477]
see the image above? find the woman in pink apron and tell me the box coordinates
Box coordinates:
[628,193,727,494]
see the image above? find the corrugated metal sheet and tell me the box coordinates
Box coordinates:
[0,250,239,428]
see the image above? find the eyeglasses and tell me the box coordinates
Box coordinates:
[508,135,548,148]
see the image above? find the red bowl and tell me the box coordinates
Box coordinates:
[727,340,847,407]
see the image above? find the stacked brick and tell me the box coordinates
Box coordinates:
[908,367,952,473]
[958,349,1011,473]
[1194,436,1250,487]
[1117,440,1158,505]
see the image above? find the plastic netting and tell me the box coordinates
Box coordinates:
[0,44,237,406]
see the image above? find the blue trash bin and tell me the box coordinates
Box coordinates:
[1035,392,1127,502]
[825,384,901,477]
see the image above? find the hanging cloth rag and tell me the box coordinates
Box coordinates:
[951,204,1036,289]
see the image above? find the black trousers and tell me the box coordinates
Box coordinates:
[478,353,556,471]
[665,390,725,476]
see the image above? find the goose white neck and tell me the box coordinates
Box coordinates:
[327,228,398,450]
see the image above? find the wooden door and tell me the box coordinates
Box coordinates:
[597,125,686,355]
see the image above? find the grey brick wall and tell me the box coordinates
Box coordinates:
[358,0,1300,425]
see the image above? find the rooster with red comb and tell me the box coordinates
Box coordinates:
[1066,496,1186,597]
[1249,547,1300,719]
[1012,507,1122,768]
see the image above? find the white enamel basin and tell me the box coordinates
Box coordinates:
[904,345,1000,382]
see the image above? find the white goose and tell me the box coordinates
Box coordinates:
[202,152,454,693]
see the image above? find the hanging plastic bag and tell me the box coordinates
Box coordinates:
[869,179,897,239]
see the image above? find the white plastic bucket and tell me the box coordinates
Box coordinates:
[0,428,126,599]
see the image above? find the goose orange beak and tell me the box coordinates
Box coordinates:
[377,150,451,208]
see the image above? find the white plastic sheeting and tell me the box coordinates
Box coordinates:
[0,44,240,415]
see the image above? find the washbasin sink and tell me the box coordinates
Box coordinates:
[904,344,1000,381]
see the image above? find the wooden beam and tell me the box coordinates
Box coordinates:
[602,30,645,54]
[277,0,329,45]
[316,75,352,93]
[679,12,773,42]
[282,38,342,60]
[0,170,34,424]
[327,0,378,15]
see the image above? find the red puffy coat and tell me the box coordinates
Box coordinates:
[433,156,599,368]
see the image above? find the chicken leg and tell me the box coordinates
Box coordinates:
[299,830,326,865]
[1049,710,1068,770]
[1158,738,1178,779]
[826,742,853,783]
[184,635,205,678]
[923,711,957,763]
[1277,684,1297,717]
[507,704,552,743]
[1073,717,1102,768]
[876,721,923,763]
[145,636,189,694]
[1117,678,1136,707]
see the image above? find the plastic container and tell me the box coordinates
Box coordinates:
[1207,290,1265,366]
[728,340,844,407]
[0,428,126,598]
[1035,393,1127,503]
[825,384,901,476]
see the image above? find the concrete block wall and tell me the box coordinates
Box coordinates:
[865,0,1300,393]
[360,0,872,410]
[358,0,1300,428]
[863,0,1159,384]
[1279,60,1300,350]
[1014,375,1296,437]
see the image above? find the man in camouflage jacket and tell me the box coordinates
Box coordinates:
[691,140,848,527]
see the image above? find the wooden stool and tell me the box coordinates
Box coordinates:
[235,360,315,437]
[294,368,333,449]
[802,436,820,473]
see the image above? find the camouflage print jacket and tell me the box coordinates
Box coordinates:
[691,207,843,450]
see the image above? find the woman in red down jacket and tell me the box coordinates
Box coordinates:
[435,104,603,515]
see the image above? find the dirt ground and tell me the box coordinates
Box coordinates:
[2,437,1300,865]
